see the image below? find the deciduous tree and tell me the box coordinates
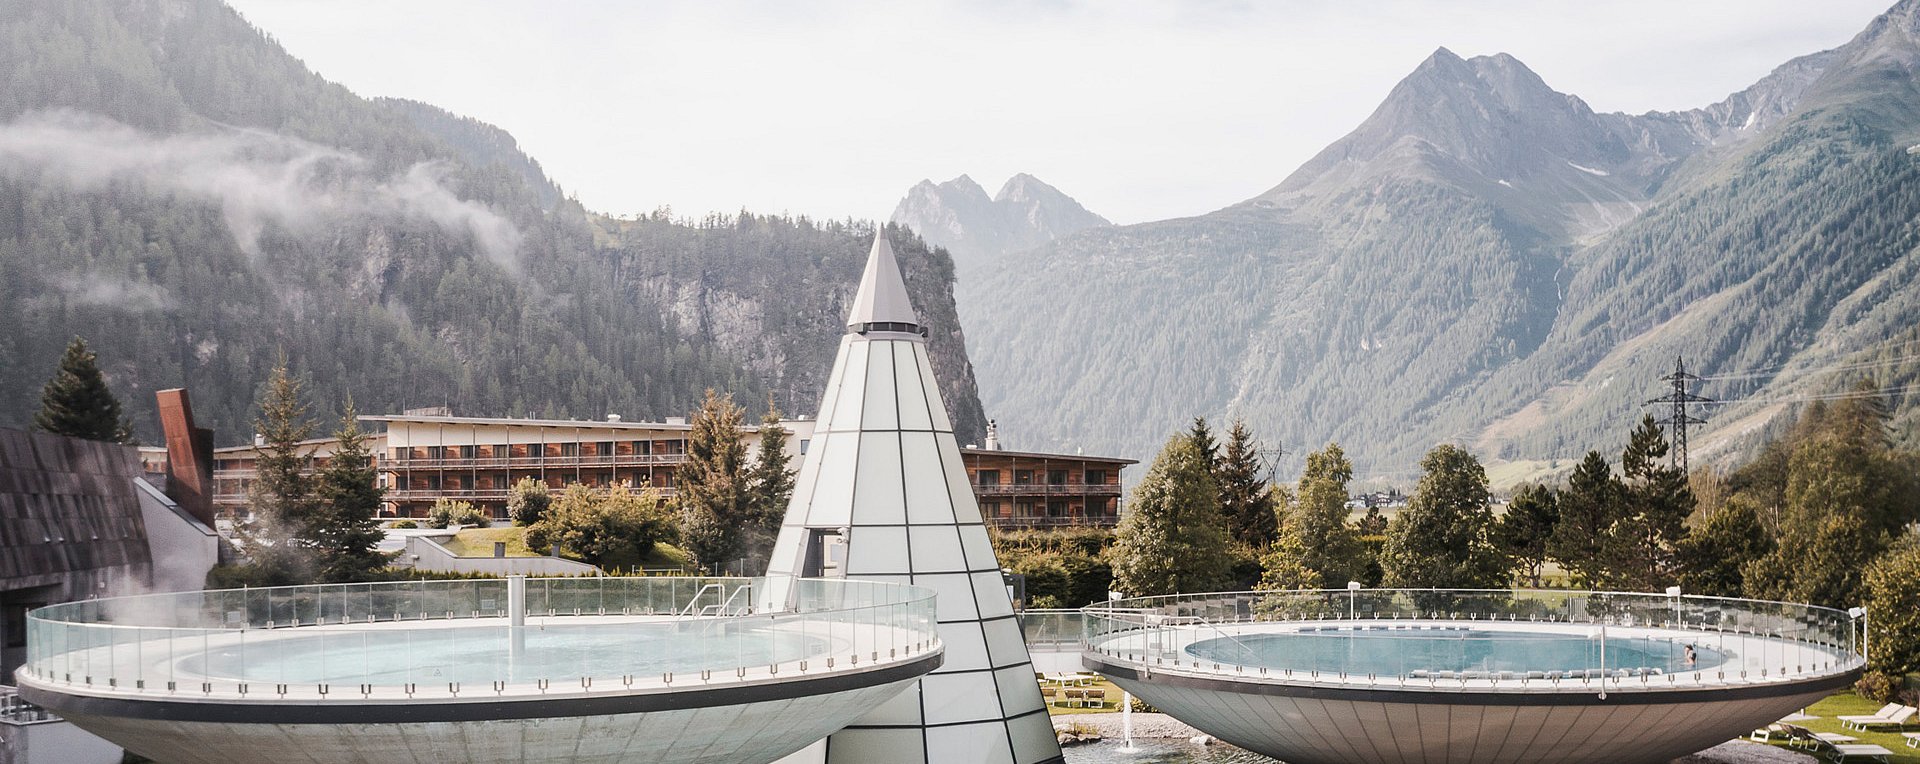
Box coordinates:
[1111,434,1232,596]
[1380,445,1506,589]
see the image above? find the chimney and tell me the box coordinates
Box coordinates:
[155,388,217,527]
[606,414,623,423]
[984,419,1001,451]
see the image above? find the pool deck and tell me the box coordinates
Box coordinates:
[1085,619,1859,698]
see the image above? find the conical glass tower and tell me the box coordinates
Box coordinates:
[763,228,1063,764]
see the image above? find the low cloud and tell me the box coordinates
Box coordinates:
[0,110,523,273]
[58,274,176,312]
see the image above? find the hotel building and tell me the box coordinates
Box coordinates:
[205,411,1133,528]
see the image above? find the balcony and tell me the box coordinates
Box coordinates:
[984,514,1119,529]
[383,453,688,470]
[384,486,678,502]
[972,482,1122,496]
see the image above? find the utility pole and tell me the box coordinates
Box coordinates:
[1258,445,1288,484]
[1646,356,1712,472]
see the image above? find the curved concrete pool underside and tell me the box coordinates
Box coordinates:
[1085,620,1859,764]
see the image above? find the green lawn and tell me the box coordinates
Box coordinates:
[1041,676,1128,715]
[440,526,539,557]
[1751,691,1920,762]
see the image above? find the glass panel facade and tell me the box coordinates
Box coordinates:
[1009,710,1061,764]
[982,616,1029,668]
[861,341,899,431]
[894,338,935,431]
[939,621,991,670]
[901,433,954,525]
[920,673,1004,725]
[806,434,859,526]
[916,573,979,622]
[908,525,967,573]
[971,572,1015,619]
[846,526,909,575]
[958,524,1000,571]
[913,346,953,432]
[828,341,869,432]
[851,432,905,525]
[828,729,927,764]
[815,336,854,424]
[926,721,1015,762]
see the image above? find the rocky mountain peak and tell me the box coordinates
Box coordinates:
[892,173,1108,264]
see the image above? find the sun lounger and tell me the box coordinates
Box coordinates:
[1842,705,1916,731]
[1828,743,1895,762]
[1838,704,1906,731]
[1811,732,1859,746]
[1750,723,1786,742]
[1901,731,1918,749]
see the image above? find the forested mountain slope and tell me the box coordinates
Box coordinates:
[0,0,986,445]
[966,0,1920,475]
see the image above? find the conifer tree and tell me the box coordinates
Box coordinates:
[744,398,796,562]
[1111,434,1232,596]
[675,389,749,573]
[242,364,316,583]
[310,400,389,582]
[1380,445,1506,589]
[1217,419,1277,547]
[34,337,132,443]
[1189,416,1219,468]
[1547,451,1619,588]
[1497,484,1559,587]
[1605,415,1693,590]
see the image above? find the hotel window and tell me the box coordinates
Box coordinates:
[1014,470,1033,485]
[634,440,651,455]
[798,439,810,455]
[1047,500,1069,517]
[560,442,579,457]
[427,446,444,459]
[1085,469,1107,485]
[597,441,615,456]
[1015,501,1035,517]
[977,469,1000,486]
[460,445,476,459]
[1047,469,1068,485]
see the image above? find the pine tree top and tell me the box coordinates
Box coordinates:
[34,337,132,443]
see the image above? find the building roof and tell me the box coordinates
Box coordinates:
[956,446,1137,466]
[845,228,919,328]
[360,414,700,432]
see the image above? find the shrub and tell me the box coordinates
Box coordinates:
[426,499,489,529]
[390,519,418,529]
[525,484,676,568]
[1856,671,1895,703]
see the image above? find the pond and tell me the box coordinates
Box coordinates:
[1062,739,1276,763]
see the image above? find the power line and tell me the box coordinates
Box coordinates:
[1646,356,1712,472]
[1695,338,1920,381]
[1710,382,1920,406]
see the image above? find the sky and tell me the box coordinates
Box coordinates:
[225,0,1896,225]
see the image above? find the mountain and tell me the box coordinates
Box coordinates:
[0,0,987,445]
[966,0,1920,477]
[891,174,1110,264]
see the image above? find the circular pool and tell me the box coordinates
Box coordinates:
[1082,589,1863,764]
[1183,627,1725,677]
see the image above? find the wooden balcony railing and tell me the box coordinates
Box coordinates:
[384,453,688,470]
[984,515,1120,529]
[972,483,1122,496]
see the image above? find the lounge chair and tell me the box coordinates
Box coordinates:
[1811,732,1860,746]
[1828,743,1895,762]
[1778,725,1825,749]
[1901,731,1918,749]
[1842,705,1916,731]
[1750,723,1786,743]
[1084,689,1107,708]
[1838,704,1905,730]
[1062,688,1087,708]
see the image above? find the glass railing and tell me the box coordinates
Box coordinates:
[1016,609,1085,648]
[1081,589,1863,692]
[22,577,937,701]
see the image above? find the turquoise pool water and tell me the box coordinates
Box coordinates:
[1184,628,1723,676]
[179,620,828,685]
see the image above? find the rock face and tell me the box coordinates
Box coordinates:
[963,0,1920,469]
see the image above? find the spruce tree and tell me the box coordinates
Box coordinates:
[1111,433,1232,596]
[1380,444,1507,589]
[1547,451,1620,588]
[1497,483,1559,587]
[1217,420,1277,547]
[34,337,132,443]
[1606,415,1693,589]
[1188,416,1220,468]
[242,364,316,583]
[675,389,749,573]
[744,399,796,563]
[310,400,389,582]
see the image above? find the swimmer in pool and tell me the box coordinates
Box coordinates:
[1684,644,1696,667]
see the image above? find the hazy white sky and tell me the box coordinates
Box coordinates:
[226,0,1895,225]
